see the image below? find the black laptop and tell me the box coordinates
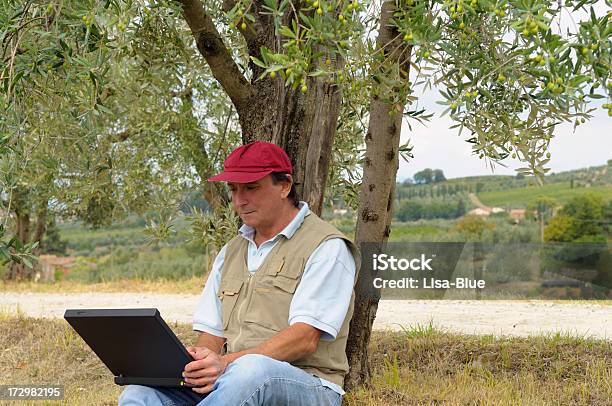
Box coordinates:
[64,308,193,387]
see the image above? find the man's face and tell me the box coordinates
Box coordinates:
[227,175,292,229]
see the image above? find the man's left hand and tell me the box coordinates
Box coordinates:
[183,346,228,394]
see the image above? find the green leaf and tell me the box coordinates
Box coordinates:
[250,56,268,69]
[21,257,33,268]
[309,69,328,77]
[279,25,296,39]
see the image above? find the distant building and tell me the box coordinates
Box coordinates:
[36,255,76,282]
[509,209,526,223]
[467,207,505,217]
[467,208,492,217]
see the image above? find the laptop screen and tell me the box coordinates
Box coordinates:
[64,308,193,381]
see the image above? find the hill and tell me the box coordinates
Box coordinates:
[396,161,611,210]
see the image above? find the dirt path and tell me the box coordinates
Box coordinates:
[1,292,610,339]
[468,192,488,209]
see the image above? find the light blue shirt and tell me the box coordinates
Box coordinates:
[193,202,356,395]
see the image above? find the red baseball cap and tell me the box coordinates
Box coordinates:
[208,141,293,183]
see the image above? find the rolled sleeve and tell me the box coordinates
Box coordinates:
[192,245,227,337]
[288,238,356,341]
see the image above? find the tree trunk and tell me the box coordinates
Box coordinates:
[5,193,48,281]
[179,0,342,216]
[345,0,413,390]
[6,213,31,280]
[32,204,47,248]
[241,70,342,216]
[6,189,32,280]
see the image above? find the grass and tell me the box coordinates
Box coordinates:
[0,314,610,405]
[59,224,148,242]
[0,311,198,405]
[389,222,445,240]
[0,276,205,294]
[63,247,209,283]
[477,183,612,208]
[344,328,611,405]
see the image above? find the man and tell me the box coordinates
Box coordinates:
[119,141,360,405]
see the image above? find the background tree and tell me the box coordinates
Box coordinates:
[527,195,557,242]
[543,194,609,287]
[603,199,612,236]
[456,214,495,238]
[544,193,606,242]
[414,168,435,184]
[433,168,446,183]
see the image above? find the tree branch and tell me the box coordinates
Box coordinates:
[110,129,133,143]
[177,0,252,109]
[170,87,193,99]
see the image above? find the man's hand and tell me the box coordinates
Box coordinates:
[183,346,228,394]
[182,324,320,394]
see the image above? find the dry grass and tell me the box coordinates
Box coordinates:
[0,310,199,405]
[0,277,205,295]
[1,314,610,405]
[346,326,612,405]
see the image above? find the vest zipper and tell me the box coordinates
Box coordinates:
[233,272,253,351]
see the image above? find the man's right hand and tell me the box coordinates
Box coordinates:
[183,346,228,394]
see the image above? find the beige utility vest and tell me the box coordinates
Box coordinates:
[218,212,360,387]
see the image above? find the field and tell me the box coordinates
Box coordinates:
[389,222,444,240]
[477,183,612,208]
[23,218,212,284]
[0,312,610,405]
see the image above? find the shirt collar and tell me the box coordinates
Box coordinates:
[239,201,310,242]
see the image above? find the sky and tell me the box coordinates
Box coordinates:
[396,91,611,181]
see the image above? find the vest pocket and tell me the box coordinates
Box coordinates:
[243,289,290,332]
[271,275,300,293]
[265,257,304,280]
[219,278,243,330]
[241,255,306,332]
[264,257,304,294]
[244,274,298,331]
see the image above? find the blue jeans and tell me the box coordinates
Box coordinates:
[118,354,342,406]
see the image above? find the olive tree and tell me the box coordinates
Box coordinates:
[2,0,610,386]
